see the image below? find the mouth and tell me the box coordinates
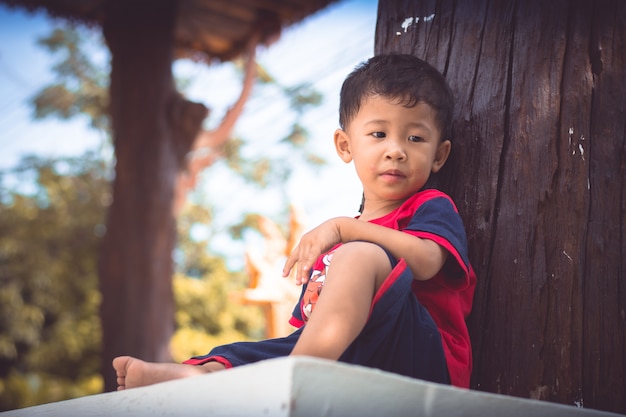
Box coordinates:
[380,169,406,181]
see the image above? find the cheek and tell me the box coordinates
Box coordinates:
[410,154,436,175]
[352,149,376,171]
[354,160,375,178]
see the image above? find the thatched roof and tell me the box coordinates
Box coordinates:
[0,0,339,62]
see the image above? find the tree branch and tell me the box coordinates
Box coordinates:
[174,35,259,214]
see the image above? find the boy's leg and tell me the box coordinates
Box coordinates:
[290,241,391,360]
[112,356,226,390]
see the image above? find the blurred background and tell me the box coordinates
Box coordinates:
[0,0,377,409]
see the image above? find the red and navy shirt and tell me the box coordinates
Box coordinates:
[289,189,476,388]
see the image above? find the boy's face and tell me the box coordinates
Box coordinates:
[335,95,450,209]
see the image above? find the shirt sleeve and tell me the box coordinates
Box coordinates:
[403,196,471,286]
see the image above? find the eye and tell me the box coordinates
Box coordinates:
[372,131,386,139]
[408,135,425,143]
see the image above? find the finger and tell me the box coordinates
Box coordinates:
[282,258,293,278]
[298,264,311,285]
[283,248,300,277]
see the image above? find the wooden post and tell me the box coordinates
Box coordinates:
[375,0,625,413]
[99,0,206,392]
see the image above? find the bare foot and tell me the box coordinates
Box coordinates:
[112,356,219,390]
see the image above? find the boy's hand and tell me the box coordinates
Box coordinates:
[282,218,344,285]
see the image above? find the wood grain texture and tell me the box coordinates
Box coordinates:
[376,0,625,413]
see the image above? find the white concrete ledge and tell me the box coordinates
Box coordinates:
[1,357,622,417]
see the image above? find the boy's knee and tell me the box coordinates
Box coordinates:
[332,242,392,289]
[333,241,391,269]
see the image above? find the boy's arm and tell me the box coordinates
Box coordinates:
[283,217,447,285]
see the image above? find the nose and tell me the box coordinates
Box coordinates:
[384,140,407,160]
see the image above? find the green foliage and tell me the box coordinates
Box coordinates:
[227,213,264,240]
[31,25,327,191]
[231,81,328,188]
[173,204,265,361]
[0,154,109,410]
[220,137,276,187]
[170,271,265,362]
[1,22,327,411]
[284,83,323,114]
[32,27,110,133]
[0,155,266,410]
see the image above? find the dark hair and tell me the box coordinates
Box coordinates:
[338,54,454,141]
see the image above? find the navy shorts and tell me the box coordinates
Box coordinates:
[186,251,450,384]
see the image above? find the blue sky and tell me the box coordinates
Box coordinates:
[0,0,378,267]
[0,5,103,167]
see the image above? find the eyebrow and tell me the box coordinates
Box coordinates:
[407,122,433,134]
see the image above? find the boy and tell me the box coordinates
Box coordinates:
[113,53,476,390]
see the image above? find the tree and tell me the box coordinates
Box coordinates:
[28,15,326,392]
[31,27,110,133]
[0,154,267,410]
[0,155,108,410]
[376,0,625,413]
[97,4,192,392]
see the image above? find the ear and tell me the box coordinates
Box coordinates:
[334,129,353,163]
[431,140,451,173]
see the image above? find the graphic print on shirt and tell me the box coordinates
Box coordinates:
[301,252,334,321]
